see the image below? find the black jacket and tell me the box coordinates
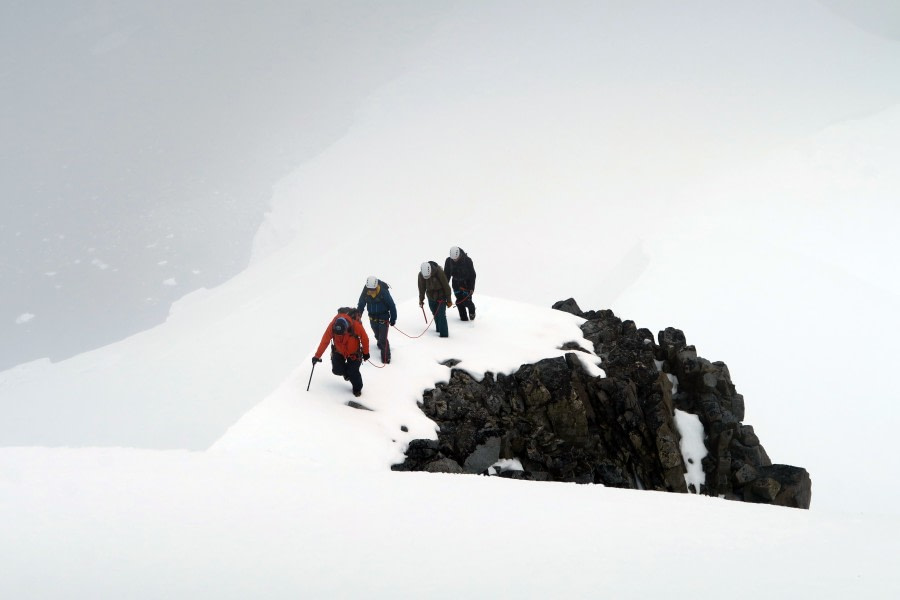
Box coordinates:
[444,249,476,291]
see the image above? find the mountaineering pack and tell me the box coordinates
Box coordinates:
[337,306,360,320]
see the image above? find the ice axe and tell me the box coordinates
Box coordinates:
[307,360,319,391]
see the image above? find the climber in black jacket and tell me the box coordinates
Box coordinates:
[444,246,476,321]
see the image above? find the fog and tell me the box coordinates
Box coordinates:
[3,0,899,373]
[1,0,447,369]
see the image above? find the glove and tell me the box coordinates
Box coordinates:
[363,353,371,361]
[419,300,424,307]
[390,320,396,326]
[311,357,322,365]
[446,300,453,308]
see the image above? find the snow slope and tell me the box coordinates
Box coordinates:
[3,298,898,599]
[3,447,898,600]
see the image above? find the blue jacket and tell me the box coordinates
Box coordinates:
[357,280,398,324]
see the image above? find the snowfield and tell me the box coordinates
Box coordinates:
[0,294,900,600]
[3,446,897,600]
[3,296,899,599]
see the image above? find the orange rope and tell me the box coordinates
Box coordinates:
[356,300,452,368]
[391,301,446,339]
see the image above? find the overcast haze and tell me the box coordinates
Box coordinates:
[1,1,446,369]
[4,1,900,370]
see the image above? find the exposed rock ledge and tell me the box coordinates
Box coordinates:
[392,299,812,509]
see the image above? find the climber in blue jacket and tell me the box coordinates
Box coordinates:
[357,276,397,364]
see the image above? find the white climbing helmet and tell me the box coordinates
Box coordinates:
[366,276,378,289]
[449,246,461,261]
[420,262,432,278]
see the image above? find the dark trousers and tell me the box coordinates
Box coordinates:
[331,351,362,394]
[453,289,476,321]
[370,319,391,363]
[428,298,449,337]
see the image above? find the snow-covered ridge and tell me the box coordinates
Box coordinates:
[210,295,601,470]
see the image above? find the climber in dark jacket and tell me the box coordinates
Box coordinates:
[357,276,397,364]
[418,261,452,338]
[444,246,476,321]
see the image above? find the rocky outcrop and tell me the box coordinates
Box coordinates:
[392,299,812,509]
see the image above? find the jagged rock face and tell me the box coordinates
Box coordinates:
[394,353,688,491]
[393,299,812,510]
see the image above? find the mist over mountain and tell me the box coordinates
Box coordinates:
[1,1,446,369]
[4,1,900,372]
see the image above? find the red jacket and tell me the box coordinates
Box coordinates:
[315,313,370,360]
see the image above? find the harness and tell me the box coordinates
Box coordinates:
[363,287,393,326]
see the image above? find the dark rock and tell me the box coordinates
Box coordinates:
[463,436,502,473]
[658,328,688,362]
[748,477,782,502]
[392,302,812,510]
[733,463,759,486]
[424,458,464,474]
[755,464,812,509]
[551,298,584,317]
[738,425,759,446]
[560,341,590,352]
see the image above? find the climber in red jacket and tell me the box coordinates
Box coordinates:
[312,308,370,397]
